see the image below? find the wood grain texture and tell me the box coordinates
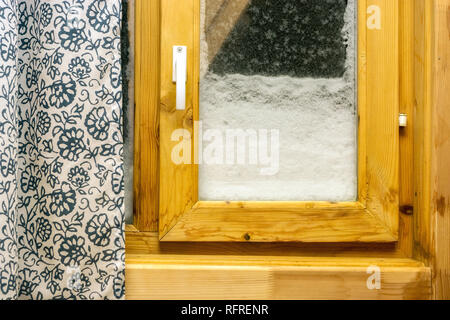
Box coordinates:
[126,232,431,299]
[126,236,431,300]
[414,0,434,263]
[357,0,368,206]
[162,206,396,242]
[127,231,402,258]
[126,265,430,300]
[158,0,401,243]
[127,0,440,300]
[430,0,450,300]
[133,0,160,231]
[365,0,400,236]
[398,0,415,256]
[413,0,450,299]
[159,0,198,236]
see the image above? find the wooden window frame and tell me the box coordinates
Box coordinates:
[128,0,448,299]
[154,0,399,242]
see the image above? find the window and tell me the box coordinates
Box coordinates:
[128,0,441,300]
[155,0,399,242]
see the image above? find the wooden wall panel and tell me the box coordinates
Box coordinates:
[413,0,434,263]
[414,0,450,299]
[431,0,450,300]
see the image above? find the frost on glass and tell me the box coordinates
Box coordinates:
[199,0,357,201]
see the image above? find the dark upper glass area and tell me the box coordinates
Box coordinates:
[209,0,349,78]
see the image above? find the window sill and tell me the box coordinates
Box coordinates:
[125,231,431,300]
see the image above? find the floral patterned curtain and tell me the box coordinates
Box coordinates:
[0,0,125,300]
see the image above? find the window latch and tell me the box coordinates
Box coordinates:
[399,113,408,128]
[173,46,187,110]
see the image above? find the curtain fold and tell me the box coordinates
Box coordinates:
[0,0,125,300]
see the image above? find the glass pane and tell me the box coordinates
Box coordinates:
[199,0,357,201]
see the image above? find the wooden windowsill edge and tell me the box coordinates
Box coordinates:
[125,230,431,300]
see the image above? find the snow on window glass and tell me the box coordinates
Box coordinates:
[199,0,357,201]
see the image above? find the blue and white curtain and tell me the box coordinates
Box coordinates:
[0,0,125,299]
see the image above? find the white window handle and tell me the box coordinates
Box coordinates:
[173,46,187,110]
